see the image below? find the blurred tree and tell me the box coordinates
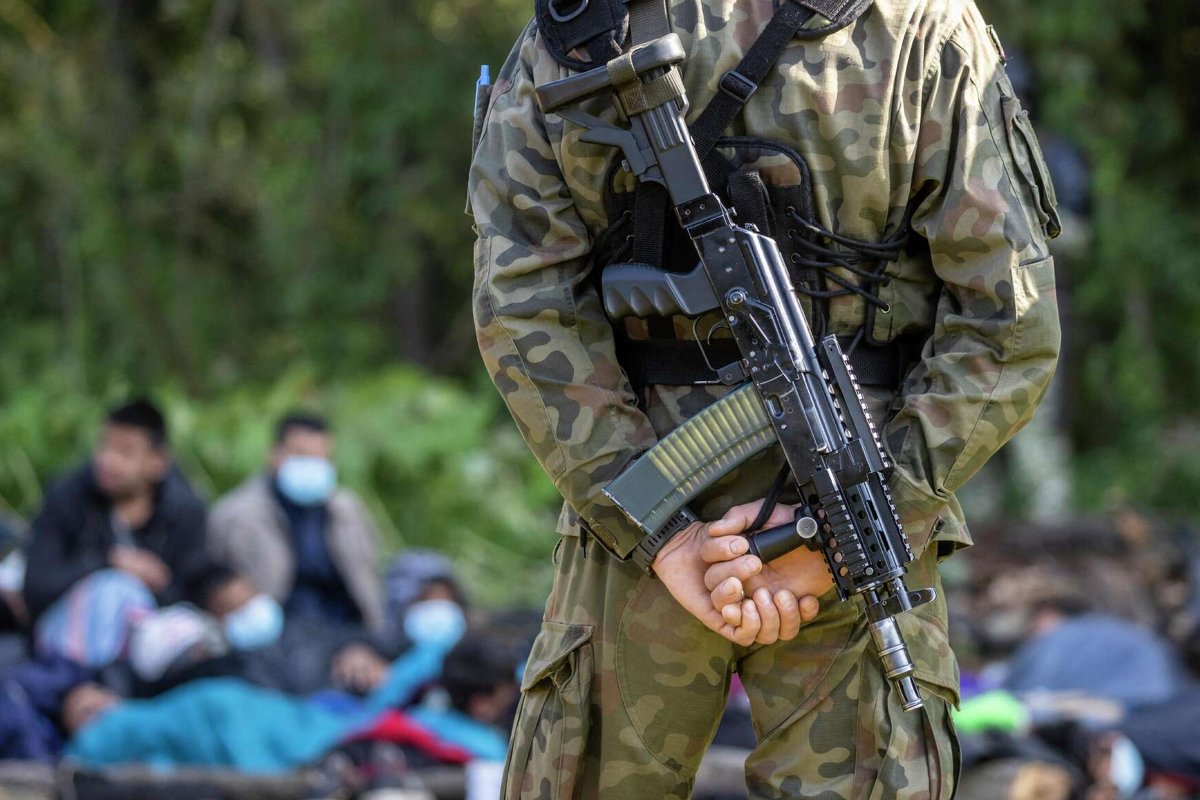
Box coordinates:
[0,0,1198,576]
[0,0,528,395]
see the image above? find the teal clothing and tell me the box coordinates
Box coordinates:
[64,638,503,773]
[64,679,349,774]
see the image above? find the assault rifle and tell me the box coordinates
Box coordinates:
[535,35,935,711]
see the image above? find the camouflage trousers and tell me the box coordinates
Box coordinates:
[500,534,960,800]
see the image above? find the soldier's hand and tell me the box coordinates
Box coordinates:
[701,500,825,644]
[653,521,767,646]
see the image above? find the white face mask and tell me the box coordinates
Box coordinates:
[276,456,337,507]
[404,599,466,649]
[224,594,284,650]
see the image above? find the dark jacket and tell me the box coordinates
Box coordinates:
[22,464,209,623]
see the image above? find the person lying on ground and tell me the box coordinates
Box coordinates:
[24,399,209,667]
[61,627,510,774]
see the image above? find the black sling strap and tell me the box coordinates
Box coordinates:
[627,0,819,270]
[727,170,773,236]
[689,1,819,162]
[624,0,674,270]
[628,0,671,44]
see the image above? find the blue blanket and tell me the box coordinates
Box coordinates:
[65,639,505,773]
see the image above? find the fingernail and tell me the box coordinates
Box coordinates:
[724,578,739,594]
[732,538,748,555]
[778,593,795,609]
[747,556,761,573]
[754,588,771,605]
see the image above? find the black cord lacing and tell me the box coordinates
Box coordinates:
[785,206,913,319]
[592,209,634,269]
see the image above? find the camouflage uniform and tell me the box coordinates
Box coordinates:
[469,0,1061,796]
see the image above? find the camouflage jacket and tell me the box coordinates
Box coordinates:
[470,0,1060,571]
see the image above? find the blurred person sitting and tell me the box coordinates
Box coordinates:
[197,565,400,696]
[23,399,208,666]
[384,548,467,631]
[209,411,385,633]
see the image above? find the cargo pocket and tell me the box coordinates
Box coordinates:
[922,691,960,800]
[855,654,959,800]
[1002,94,1062,241]
[501,621,594,800]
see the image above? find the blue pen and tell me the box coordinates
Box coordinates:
[475,65,491,113]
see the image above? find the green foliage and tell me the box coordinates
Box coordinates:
[0,0,528,394]
[985,0,1200,514]
[0,0,1197,592]
[0,368,561,608]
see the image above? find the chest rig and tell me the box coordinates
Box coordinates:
[537,0,920,392]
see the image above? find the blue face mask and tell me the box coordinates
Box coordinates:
[404,599,466,650]
[276,456,337,507]
[224,594,284,650]
[1108,734,1144,797]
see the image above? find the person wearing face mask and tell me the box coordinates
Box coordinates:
[208,412,385,635]
[198,561,397,696]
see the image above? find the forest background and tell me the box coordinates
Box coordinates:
[0,0,1197,605]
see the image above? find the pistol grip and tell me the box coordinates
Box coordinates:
[602,262,720,319]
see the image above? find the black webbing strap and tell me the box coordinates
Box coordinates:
[625,0,674,269]
[631,183,669,267]
[537,0,628,69]
[728,170,773,236]
[619,334,923,389]
[627,0,671,45]
[627,0,816,268]
[617,338,741,388]
[689,1,818,163]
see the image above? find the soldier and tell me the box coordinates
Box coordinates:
[469,0,1061,796]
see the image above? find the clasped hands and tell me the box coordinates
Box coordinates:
[652,499,834,646]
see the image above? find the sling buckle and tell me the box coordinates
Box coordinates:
[719,70,758,104]
[549,0,590,23]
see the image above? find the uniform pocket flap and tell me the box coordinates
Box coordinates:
[899,600,961,708]
[521,621,595,691]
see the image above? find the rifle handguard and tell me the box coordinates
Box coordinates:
[604,383,777,534]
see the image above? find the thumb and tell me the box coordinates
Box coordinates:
[707,501,767,537]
